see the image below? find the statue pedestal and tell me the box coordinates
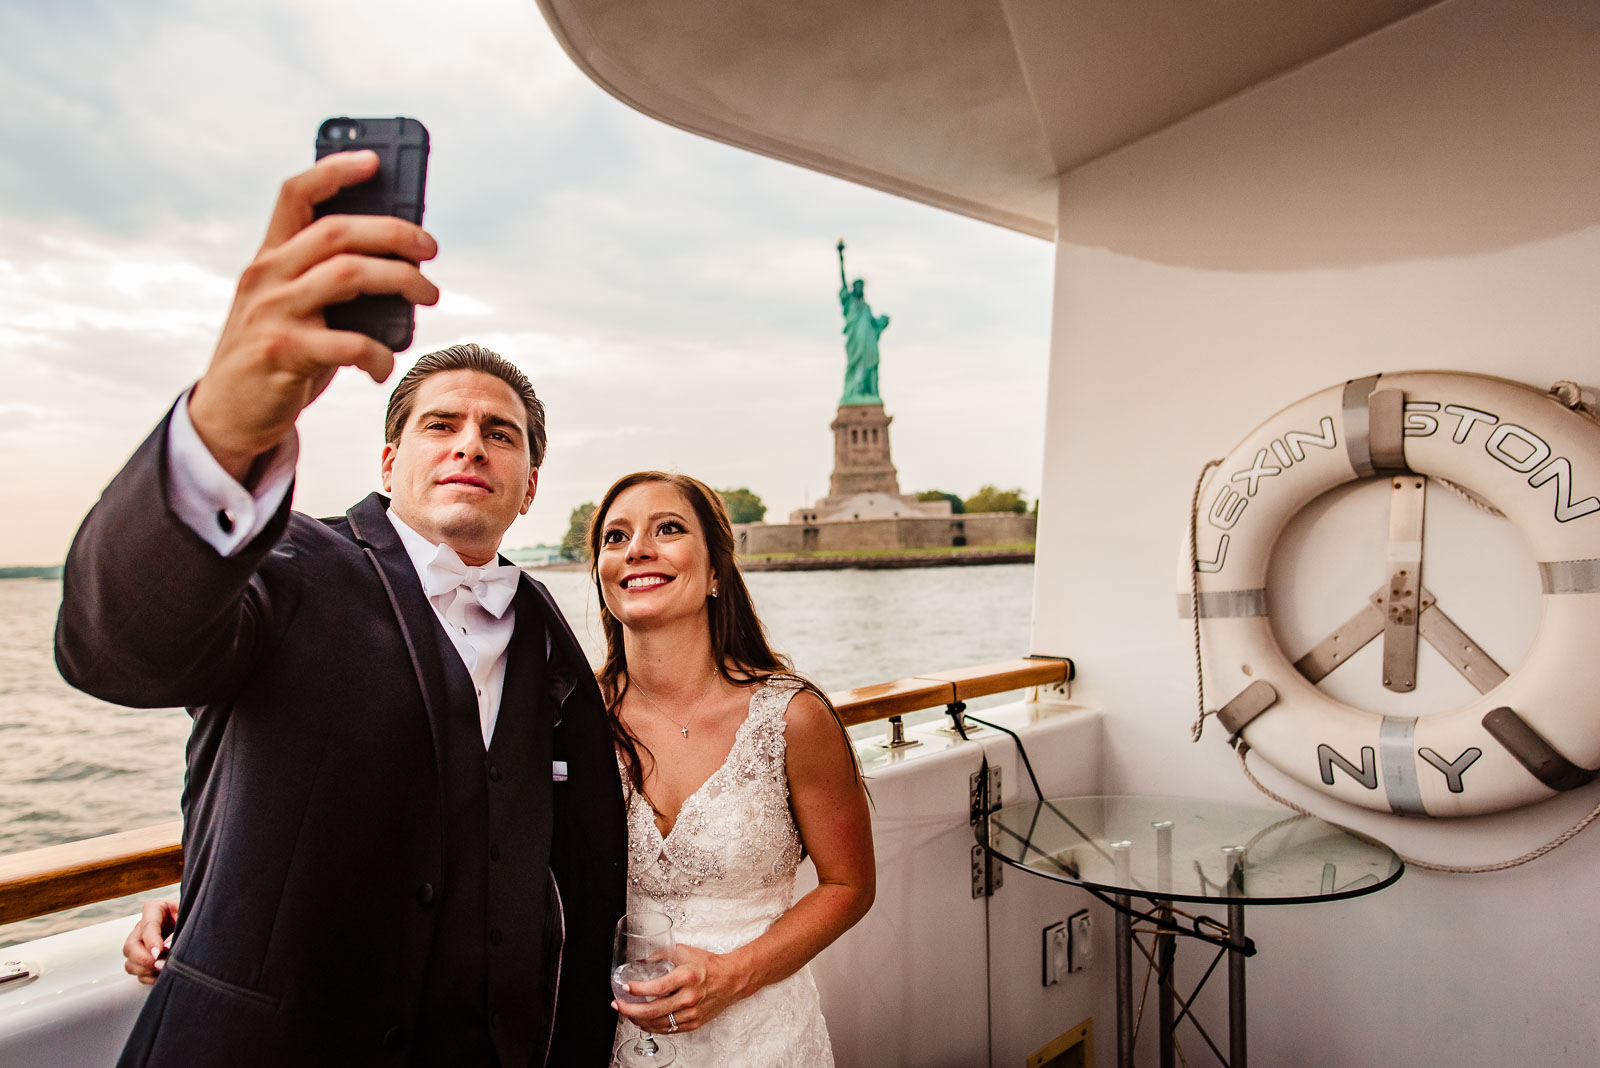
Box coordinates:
[787,405,951,523]
[828,404,899,498]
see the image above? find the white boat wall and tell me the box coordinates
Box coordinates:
[1032,5,1600,1062]
[804,703,1110,1066]
[0,918,147,1066]
[534,0,1600,1063]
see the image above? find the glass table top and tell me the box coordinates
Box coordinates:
[978,795,1403,905]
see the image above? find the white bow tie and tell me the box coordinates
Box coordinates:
[421,546,521,619]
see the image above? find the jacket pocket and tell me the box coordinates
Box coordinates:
[164,956,281,1012]
[136,957,289,1066]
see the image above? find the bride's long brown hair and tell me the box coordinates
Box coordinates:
[586,471,858,800]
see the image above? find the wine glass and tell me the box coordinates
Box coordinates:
[612,911,677,1066]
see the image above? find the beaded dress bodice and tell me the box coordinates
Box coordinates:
[622,677,805,947]
[612,676,834,1067]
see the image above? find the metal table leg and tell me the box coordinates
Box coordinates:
[1115,893,1133,1068]
[1155,821,1174,1068]
[1113,840,1134,1068]
[1157,905,1176,1068]
[1228,901,1247,1068]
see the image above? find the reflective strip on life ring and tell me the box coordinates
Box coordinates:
[1181,371,1600,817]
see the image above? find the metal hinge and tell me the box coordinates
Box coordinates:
[970,764,1002,825]
[970,764,1004,898]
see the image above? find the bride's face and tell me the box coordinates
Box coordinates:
[596,482,715,634]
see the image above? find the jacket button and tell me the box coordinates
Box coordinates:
[489,843,500,862]
[383,1025,410,1050]
[488,763,502,782]
[489,927,503,946]
[416,882,435,907]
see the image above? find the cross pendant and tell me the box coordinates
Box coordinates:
[680,726,689,738]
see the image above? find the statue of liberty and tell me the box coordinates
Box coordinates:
[836,240,890,405]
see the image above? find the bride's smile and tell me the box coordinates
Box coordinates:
[597,482,716,631]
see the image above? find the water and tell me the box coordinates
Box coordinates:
[0,564,1032,945]
[611,959,673,1003]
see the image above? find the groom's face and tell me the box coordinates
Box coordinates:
[381,369,537,565]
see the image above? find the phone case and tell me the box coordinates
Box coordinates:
[314,117,430,352]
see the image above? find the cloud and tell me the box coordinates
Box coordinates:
[0,0,1053,564]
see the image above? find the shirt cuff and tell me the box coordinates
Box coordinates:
[165,387,298,557]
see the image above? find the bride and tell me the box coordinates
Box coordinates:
[592,471,874,1066]
[122,470,875,1066]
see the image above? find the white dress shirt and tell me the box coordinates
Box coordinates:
[386,512,515,745]
[165,388,299,557]
[164,389,515,744]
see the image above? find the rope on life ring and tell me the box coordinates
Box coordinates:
[1230,739,1600,873]
[1182,372,1600,864]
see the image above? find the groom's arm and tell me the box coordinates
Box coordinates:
[54,402,297,709]
[56,151,438,708]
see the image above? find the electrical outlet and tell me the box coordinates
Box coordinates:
[1042,921,1067,986]
[1067,909,1092,972]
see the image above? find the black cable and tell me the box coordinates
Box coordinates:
[963,712,1045,802]
[958,708,1256,957]
[946,701,971,741]
[1072,884,1255,955]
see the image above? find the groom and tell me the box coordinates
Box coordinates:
[56,151,625,1065]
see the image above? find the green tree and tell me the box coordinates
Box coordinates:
[718,487,767,524]
[963,485,1028,514]
[916,490,965,514]
[561,501,596,560]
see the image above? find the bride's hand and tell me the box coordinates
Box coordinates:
[123,897,179,985]
[611,942,747,1034]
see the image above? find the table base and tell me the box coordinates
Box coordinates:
[1112,897,1252,1068]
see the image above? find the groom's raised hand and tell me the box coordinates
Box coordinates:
[187,150,439,483]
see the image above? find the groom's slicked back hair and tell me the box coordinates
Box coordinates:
[384,342,548,468]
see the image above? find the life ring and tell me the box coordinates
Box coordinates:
[1182,371,1600,817]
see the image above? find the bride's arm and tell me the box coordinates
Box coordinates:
[616,690,875,1034]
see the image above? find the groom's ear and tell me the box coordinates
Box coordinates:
[380,442,398,492]
[520,468,538,515]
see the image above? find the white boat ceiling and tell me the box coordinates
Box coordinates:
[535,0,1439,240]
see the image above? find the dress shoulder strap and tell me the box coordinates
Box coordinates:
[743,674,806,738]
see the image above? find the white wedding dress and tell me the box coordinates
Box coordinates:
[611,677,835,1067]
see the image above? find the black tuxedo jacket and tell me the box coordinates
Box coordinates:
[55,411,626,1066]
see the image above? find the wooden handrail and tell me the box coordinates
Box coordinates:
[0,657,1069,927]
[0,822,183,926]
[829,656,1071,726]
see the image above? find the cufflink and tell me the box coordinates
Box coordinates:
[216,509,235,534]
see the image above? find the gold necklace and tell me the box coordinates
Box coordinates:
[631,670,718,739]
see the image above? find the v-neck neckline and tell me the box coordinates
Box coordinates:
[640,680,770,845]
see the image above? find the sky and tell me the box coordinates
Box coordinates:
[0,0,1055,565]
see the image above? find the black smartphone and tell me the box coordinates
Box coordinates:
[313,116,430,352]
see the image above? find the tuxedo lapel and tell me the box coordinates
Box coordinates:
[492,581,552,767]
[345,493,455,784]
[523,575,600,726]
